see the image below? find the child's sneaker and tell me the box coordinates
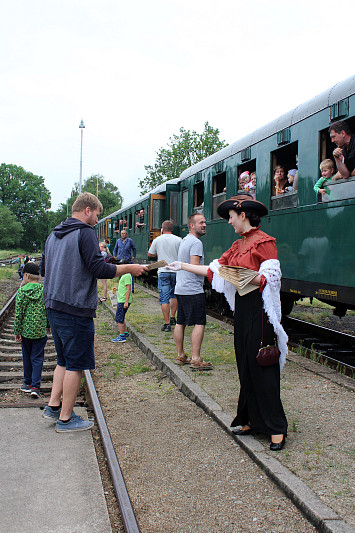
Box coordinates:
[56,414,94,433]
[20,383,32,393]
[124,332,130,339]
[111,335,126,343]
[30,387,40,398]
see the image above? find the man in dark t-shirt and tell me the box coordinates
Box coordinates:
[329,120,355,179]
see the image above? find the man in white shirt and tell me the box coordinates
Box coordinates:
[148,220,182,332]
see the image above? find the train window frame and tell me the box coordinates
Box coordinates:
[237,160,256,196]
[181,188,188,225]
[134,208,146,233]
[317,119,355,203]
[193,181,204,213]
[270,142,298,211]
[317,176,355,203]
[212,172,226,219]
[170,190,178,226]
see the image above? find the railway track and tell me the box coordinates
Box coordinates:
[0,291,141,533]
[138,281,355,378]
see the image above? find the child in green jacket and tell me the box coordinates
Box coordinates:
[314,159,335,198]
[14,262,50,398]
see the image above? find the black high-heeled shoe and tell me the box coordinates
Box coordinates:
[270,435,286,451]
[232,426,252,436]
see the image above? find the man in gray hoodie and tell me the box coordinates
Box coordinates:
[40,192,147,432]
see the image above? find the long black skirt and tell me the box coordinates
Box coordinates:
[231,289,288,435]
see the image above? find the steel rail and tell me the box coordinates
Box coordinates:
[84,369,141,533]
[0,291,17,327]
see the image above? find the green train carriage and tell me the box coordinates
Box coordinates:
[97,74,355,316]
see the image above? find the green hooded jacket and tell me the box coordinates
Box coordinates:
[14,283,49,339]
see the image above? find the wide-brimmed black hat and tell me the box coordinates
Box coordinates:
[22,262,39,276]
[217,194,268,220]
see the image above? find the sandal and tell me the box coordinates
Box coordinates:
[99,297,107,303]
[190,359,213,371]
[176,354,191,365]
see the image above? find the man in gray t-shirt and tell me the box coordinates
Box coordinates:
[148,220,182,332]
[173,213,212,371]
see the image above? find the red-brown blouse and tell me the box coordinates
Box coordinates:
[207,227,277,283]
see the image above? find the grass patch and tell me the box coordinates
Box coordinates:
[0,249,31,260]
[124,362,152,376]
[139,377,174,396]
[0,267,15,280]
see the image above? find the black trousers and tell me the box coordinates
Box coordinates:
[231,290,288,435]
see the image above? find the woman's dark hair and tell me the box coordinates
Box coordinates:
[241,209,261,227]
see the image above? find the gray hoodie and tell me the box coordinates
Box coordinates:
[40,217,116,317]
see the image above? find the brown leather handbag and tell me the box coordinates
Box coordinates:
[256,344,280,366]
[256,310,280,366]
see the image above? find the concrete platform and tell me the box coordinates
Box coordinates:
[0,407,112,533]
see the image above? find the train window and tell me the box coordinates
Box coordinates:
[237,160,256,197]
[212,173,226,219]
[270,142,298,210]
[128,213,132,230]
[182,189,188,225]
[193,181,204,213]
[152,199,164,229]
[114,218,120,234]
[317,118,355,203]
[134,208,145,232]
[170,191,178,225]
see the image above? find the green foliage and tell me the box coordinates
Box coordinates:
[139,122,228,195]
[0,206,23,247]
[0,164,51,249]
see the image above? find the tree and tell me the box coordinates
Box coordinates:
[0,205,23,248]
[139,122,228,195]
[57,174,123,220]
[0,164,51,249]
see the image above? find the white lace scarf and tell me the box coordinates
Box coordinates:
[209,258,288,371]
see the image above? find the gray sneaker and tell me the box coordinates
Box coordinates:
[20,383,32,393]
[42,405,76,421]
[42,405,62,420]
[56,414,94,433]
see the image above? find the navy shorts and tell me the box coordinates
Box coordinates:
[158,272,177,304]
[47,309,95,371]
[176,294,206,326]
[115,302,130,324]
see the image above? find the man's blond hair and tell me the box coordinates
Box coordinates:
[72,192,103,214]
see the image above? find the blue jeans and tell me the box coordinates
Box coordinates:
[21,336,47,388]
[47,309,95,371]
[158,272,177,304]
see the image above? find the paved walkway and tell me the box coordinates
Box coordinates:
[0,407,111,533]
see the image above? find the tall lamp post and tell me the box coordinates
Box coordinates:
[79,119,85,194]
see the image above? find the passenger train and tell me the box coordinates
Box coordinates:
[96,75,355,317]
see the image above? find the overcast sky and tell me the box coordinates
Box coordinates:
[1,0,354,210]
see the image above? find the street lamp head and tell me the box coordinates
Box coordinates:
[79,119,85,129]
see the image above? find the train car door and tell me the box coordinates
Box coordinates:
[150,194,165,245]
[105,219,111,241]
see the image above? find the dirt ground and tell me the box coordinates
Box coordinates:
[92,305,317,533]
[112,286,355,530]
